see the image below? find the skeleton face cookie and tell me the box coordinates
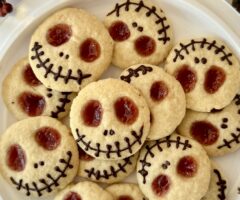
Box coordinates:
[106,183,146,200]
[0,117,79,197]
[202,165,227,200]
[178,94,240,157]
[70,79,150,160]
[29,8,113,92]
[120,64,186,140]
[2,57,75,120]
[104,0,173,69]
[78,147,138,183]
[137,134,211,200]
[165,38,240,112]
[54,181,113,200]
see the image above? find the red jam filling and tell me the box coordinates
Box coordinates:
[109,21,130,41]
[23,64,42,86]
[177,156,198,177]
[64,192,82,200]
[118,195,134,200]
[150,81,169,102]
[152,174,171,197]
[80,38,101,62]
[78,147,94,161]
[135,35,156,56]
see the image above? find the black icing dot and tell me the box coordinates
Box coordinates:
[47,93,53,98]
[223,118,228,122]
[40,161,45,166]
[59,52,64,57]
[194,57,200,64]
[221,124,228,129]
[34,163,38,168]
[138,27,143,32]
[201,57,207,64]
[132,22,137,27]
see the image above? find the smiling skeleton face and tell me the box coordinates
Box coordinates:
[29,8,113,92]
[0,117,79,197]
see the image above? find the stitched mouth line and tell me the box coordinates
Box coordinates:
[138,135,192,184]
[172,38,233,65]
[213,169,227,200]
[10,151,73,197]
[30,42,92,85]
[75,126,144,158]
[107,0,171,44]
[217,128,240,149]
[84,156,133,180]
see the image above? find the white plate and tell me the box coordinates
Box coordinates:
[0,0,240,199]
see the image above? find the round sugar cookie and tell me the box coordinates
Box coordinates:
[0,117,79,197]
[54,181,113,200]
[137,134,211,200]
[165,37,240,112]
[78,147,138,183]
[120,64,186,140]
[202,165,227,200]
[178,94,240,157]
[2,57,75,120]
[70,78,150,160]
[104,0,173,69]
[106,183,146,200]
[29,8,113,92]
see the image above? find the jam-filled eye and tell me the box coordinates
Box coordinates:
[118,195,134,200]
[78,147,94,161]
[152,174,171,197]
[23,64,42,86]
[114,97,139,125]
[177,156,198,177]
[35,127,61,151]
[82,100,103,127]
[80,38,101,62]
[150,81,169,102]
[46,24,72,47]
[108,21,130,42]
[64,192,82,200]
[135,35,156,56]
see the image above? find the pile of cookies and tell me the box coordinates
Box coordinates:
[1,0,239,199]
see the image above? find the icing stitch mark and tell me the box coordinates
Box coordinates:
[173,38,233,65]
[138,135,192,184]
[51,92,72,118]
[75,126,144,158]
[84,156,133,180]
[107,0,170,44]
[31,42,92,84]
[217,127,240,149]
[10,151,73,196]
[120,65,153,83]
[213,169,227,200]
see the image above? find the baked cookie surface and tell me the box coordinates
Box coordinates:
[178,94,240,157]
[29,8,113,92]
[106,183,146,200]
[137,134,211,200]
[165,37,240,112]
[0,117,79,197]
[70,78,150,160]
[54,181,113,200]
[120,64,186,140]
[104,0,173,69]
[2,57,75,120]
[78,147,138,183]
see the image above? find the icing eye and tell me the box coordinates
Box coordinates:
[7,144,26,172]
[175,65,197,93]
[23,64,42,86]
[117,195,134,200]
[78,147,94,161]
[108,20,131,41]
[35,127,61,151]
[134,35,156,56]
[82,100,103,127]
[176,156,198,177]
[64,192,82,200]
[114,97,139,125]
[18,92,45,116]
[204,66,226,94]
[190,120,219,145]
[194,57,200,64]
[80,38,101,62]
[46,24,72,47]
[150,81,169,102]
[151,174,171,197]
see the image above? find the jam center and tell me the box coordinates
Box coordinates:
[118,195,134,200]
[80,38,101,62]
[135,35,156,56]
[114,97,139,125]
[150,81,169,102]
[23,64,42,86]
[109,21,130,42]
[190,120,219,145]
[78,147,94,161]
[175,65,197,93]
[152,174,171,197]
[177,156,198,177]
[35,127,61,151]
[64,192,82,200]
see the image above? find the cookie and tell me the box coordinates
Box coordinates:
[178,94,240,157]
[165,37,240,112]
[78,147,138,183]
[104,0,173,69]
[137,134,211,200]
[54,181,113,200]
[0,117,79,197]
[106,183,146,200]
[2,57,75,120]
[120,64,186,140]
[70,78,150,160]
[202,165,227,200]
[29,8,113,92]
